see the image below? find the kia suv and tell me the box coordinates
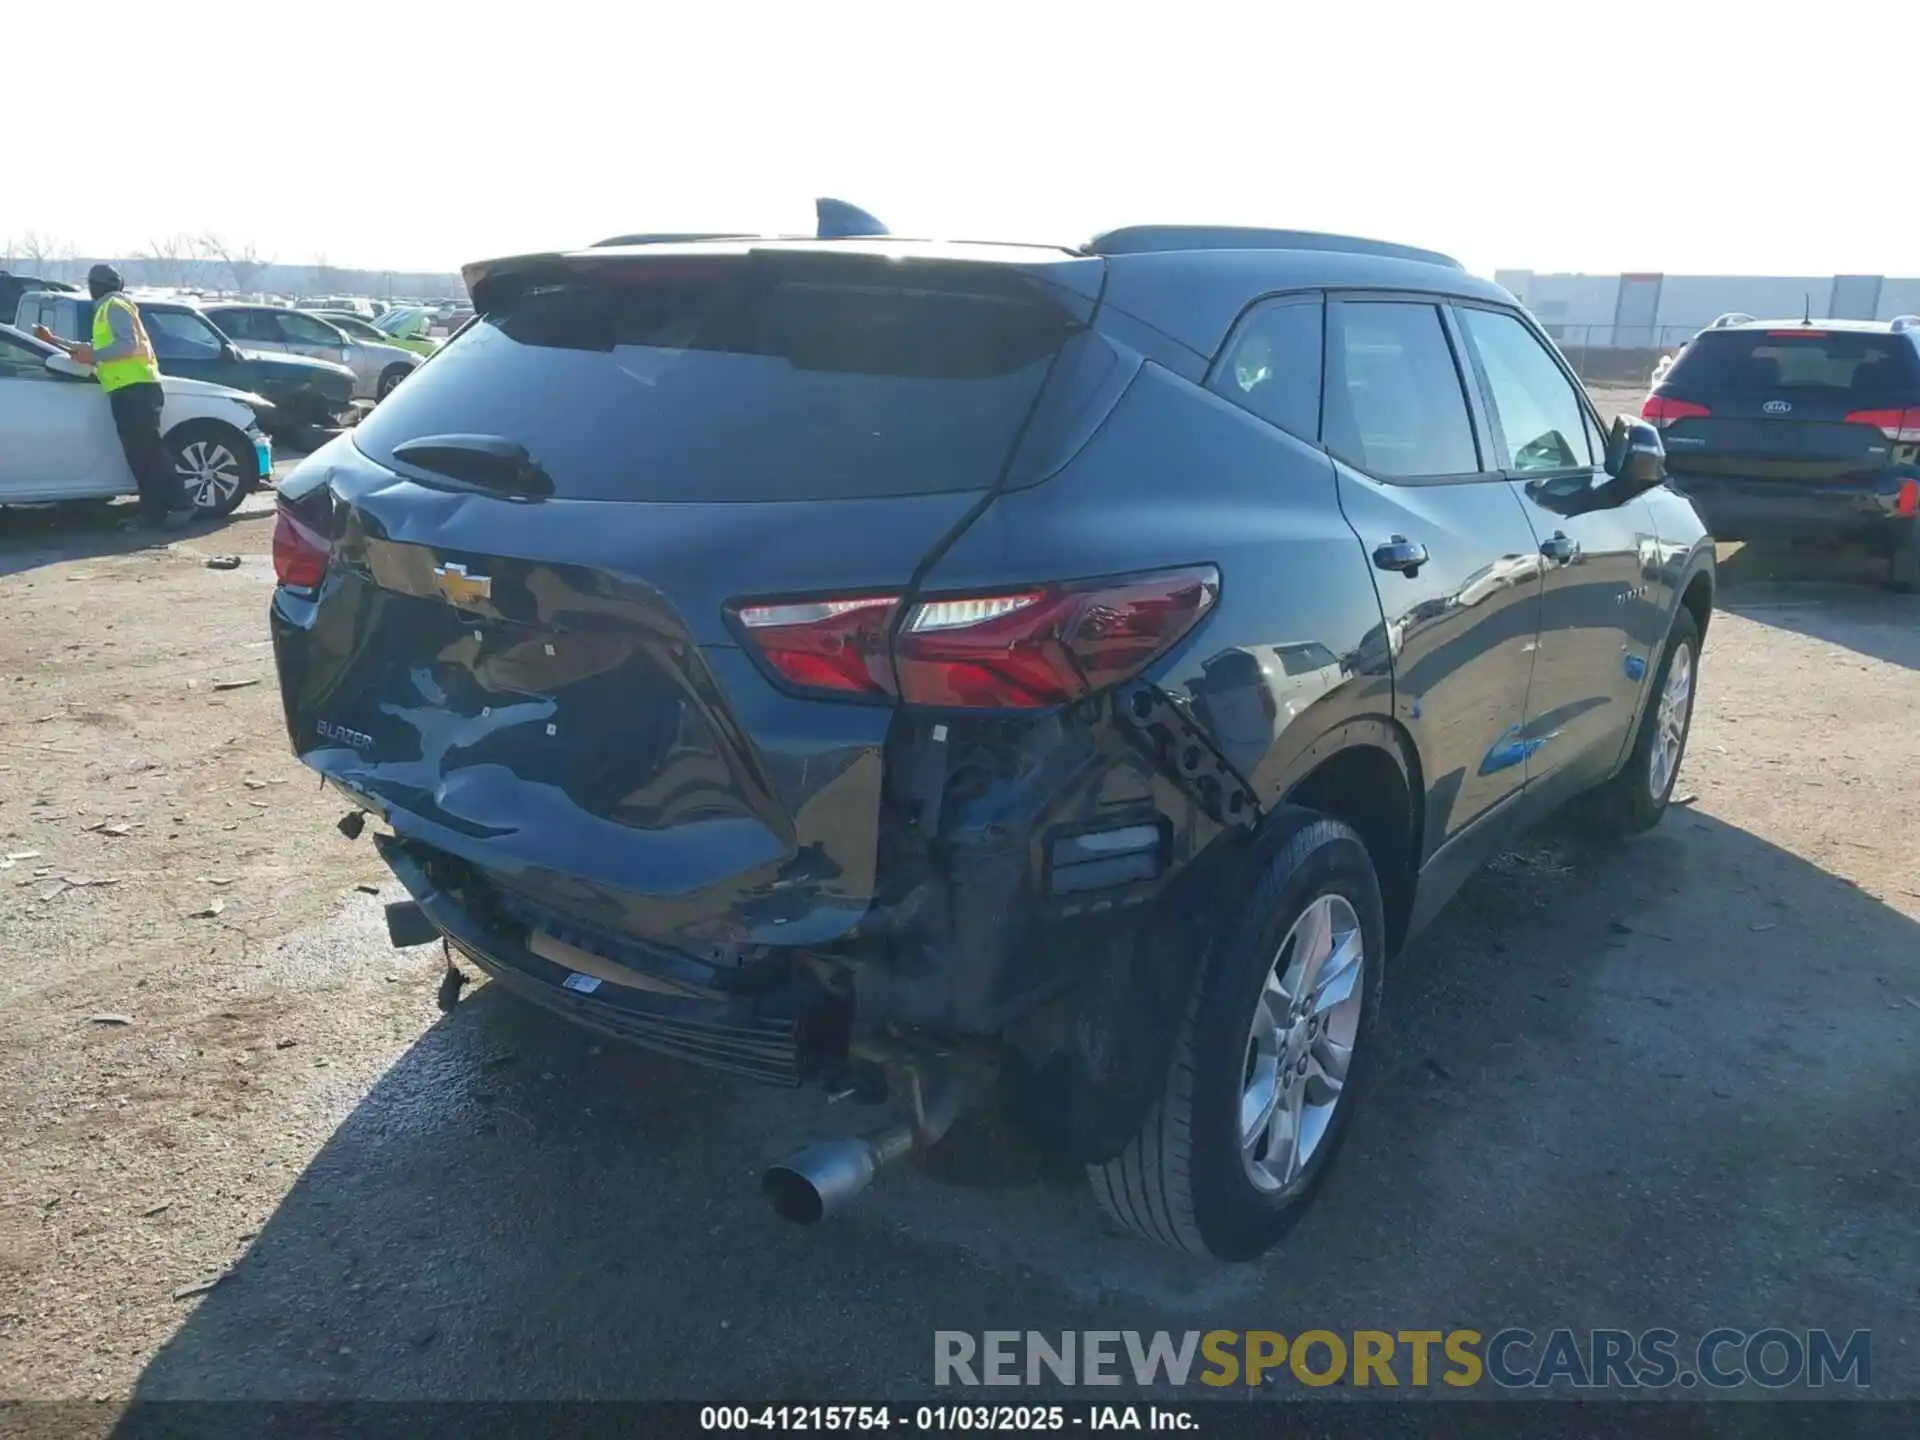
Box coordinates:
[1644,314,1920,588]
[269,218,1714,1260]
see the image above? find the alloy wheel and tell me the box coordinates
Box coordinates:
[1647,641,1695,801]
[1239,893,1365,1194]
[174,440,243,512]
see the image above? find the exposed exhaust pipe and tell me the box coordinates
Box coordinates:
[762,1059,958,1224]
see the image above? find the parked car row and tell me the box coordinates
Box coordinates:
[0,322,269,515]
[10,290,425,431]
[200,304,423,400]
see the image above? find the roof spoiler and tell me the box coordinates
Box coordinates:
[1708,312,1756,328]
[1083,225,1462,269]
[1891,315,1919,333]
[590,199,892,250]
[591,231,751,248]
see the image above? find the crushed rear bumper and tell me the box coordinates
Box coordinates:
[377,834,846,1085]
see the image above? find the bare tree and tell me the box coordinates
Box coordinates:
[197,234,273,295]
[136,235,196,289]
[16,230,74,279]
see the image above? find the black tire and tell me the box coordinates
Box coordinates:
[1574,607,1702,836]
[1087,808,1386,1260]
[164,421,254,517]
[376,364,411,400]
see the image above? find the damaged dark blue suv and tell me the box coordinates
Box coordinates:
[269,217,1714,1260]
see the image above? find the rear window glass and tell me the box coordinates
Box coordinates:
[1209,296,1323,441]
[353,261,1077,502]
[1667,330,1919,394]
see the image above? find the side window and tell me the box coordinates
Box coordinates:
[247,311,282,342]
[219,310,271,342]
[1208,296,1322,441]
[1325,302,1480,478]
[1458,308,1591,474]
[278,313,341,345]
[144,310,225,361]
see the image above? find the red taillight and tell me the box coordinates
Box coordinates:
[732,595,898,695]
[272,505,332,588]
[1642,394,1711,428]
[1843,406,1920,443]
[731,566,1220,709]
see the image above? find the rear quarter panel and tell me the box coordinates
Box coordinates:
[919,362,1393,799]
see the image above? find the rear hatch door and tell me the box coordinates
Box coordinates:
[1656,327,1917,485]
[276,243,1102,951]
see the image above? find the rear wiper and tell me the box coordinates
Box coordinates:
[389,433,555,498]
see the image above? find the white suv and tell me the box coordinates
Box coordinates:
[0,323,270,515]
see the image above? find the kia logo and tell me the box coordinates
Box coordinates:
[1763,400,1792,415]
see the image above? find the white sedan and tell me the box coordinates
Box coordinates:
[0,323,271,516]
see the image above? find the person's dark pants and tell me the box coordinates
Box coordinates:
[107,382,184,523]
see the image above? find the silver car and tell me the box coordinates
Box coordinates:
[200,304,421,402]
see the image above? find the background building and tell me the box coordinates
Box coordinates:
[1496,270,1920,352]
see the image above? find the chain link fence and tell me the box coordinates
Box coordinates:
[1540,324,1703,386]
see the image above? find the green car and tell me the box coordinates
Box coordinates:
[312,309,440,358]
[12,291,358,435]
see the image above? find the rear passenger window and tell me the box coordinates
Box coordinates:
[1209,296,1322,440]
[1326,302,1479,478]
[1457,308,1592,473]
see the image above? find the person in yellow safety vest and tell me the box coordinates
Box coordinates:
[34,264,190,529]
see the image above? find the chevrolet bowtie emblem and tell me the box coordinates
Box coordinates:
[431,562,492,607]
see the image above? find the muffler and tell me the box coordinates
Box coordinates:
[762,1059,958,1224]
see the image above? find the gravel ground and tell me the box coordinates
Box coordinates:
[1,442,1917,1407]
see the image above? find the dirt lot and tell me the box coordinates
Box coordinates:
[2,432,1918,1405]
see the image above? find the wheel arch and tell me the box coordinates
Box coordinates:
[1679,566,1713,644]
[1274,717,1422,956]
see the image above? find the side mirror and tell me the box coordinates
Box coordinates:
[44,353,91,379]
[222,342,242,362]
[1603,416,1667,499]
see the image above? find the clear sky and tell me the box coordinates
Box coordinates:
[14,0,1916,280]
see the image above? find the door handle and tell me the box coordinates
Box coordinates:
[1540,531,1581,565]
[1372,536,1429,577]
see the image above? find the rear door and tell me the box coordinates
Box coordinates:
[1454,303,1661,793]
[1654,327,1918,485]
[1321,296,1546,857]
[272,310,352,369]
[275,247,1102,951]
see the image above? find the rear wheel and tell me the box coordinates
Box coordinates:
[165,421,253,517]
[1088,809,1385,1260]
[376,364,411,400]
[1574,607,1701,836]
